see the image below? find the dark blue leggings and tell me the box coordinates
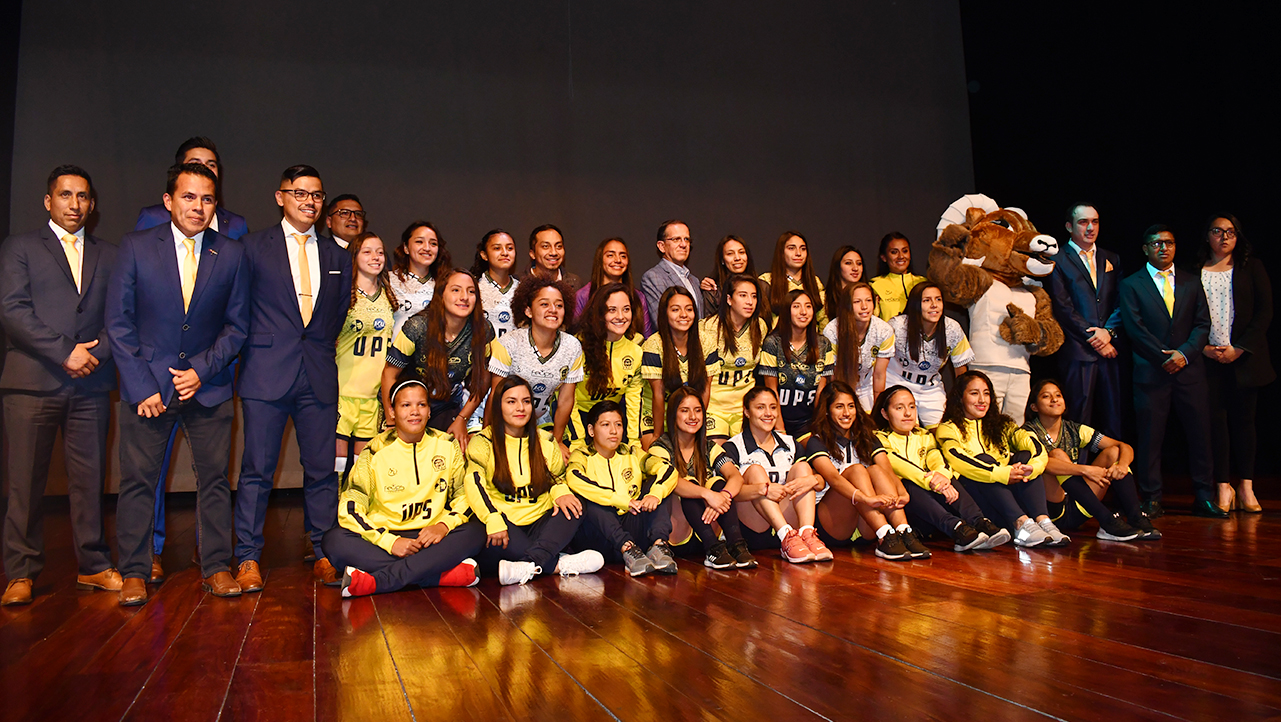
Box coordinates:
[321,521,485,593]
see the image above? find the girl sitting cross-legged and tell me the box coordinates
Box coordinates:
[323,375,486,597]
[567,401,681,577]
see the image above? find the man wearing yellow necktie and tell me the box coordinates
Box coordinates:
[1,166,121,607]
[1119,225,1218,521]
[107,162,251,606]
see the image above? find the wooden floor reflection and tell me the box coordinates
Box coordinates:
[1,492,1278,721]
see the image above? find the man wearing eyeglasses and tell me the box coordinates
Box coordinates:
[1119,225,1219,520]
[324,194,366,249]
[233,165,353,592]
[640,219,702,329]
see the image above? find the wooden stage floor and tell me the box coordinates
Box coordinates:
[1,491,1278,722]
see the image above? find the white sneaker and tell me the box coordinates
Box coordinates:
[1014,519,1050,547]
[554,550,605,577]
[1037,519,1071,547]
[498,560,541,585]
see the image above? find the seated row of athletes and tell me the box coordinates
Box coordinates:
[326,227,1160,598]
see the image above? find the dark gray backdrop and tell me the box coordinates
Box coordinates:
[9,1,974,279]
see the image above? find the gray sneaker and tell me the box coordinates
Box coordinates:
[646,540,679,574]
[623,543,656,577]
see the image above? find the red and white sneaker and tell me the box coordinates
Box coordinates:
[780,529,816,563]
[340,567,376,598]
[439,558,479,588]
[800,527,834,561]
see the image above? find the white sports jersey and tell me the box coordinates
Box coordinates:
[489,329,586,426]
[389,271,434,340]
[824,316,896,410]
[478,272,517,338]
[723,429,797,486]
[887,315,974,425]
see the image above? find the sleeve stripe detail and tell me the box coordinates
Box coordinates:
[471,471,501,514]
[346,500,377,532]
[947,449,996,472]
[572,469,613,491]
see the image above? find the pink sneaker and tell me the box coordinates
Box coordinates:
[800,527,834,561]
[780,529,816,563]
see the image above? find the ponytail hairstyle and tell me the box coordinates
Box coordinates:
[348,232,398,310]
[809,380,877,465]
[904,281,948,363]
[469,228,515,278]
[578,283,634,397]
[768,231,824,321]
[487,375,552,499]
[941,370,1012,453]
[833,282,876,386]
[741,384,778,412]
[716,273,764,358]
[824,245,865,315]
[656,286,709,396]
[394,221,452,283]
[664,385,710,484]
[767,289,818,365]
[871,385,916,432]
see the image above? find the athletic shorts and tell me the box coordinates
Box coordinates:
[337,396,382,439]
[705,409,742,439]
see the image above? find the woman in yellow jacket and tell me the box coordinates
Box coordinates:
[567,283,644,449]
[872,386,1010,551]
[934,371,1068,548]
[323,377,486,597]
[466,376,604,585]
[567,400,680,576]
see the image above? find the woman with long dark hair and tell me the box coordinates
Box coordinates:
[868,232,926,321]
[701,274,768,442]
[761,231,825,326]
[700,235,765,318]
[824,245,866,320]
[336,232,397,471]
[567,284,644,448]
[639,286,716,446]
[888,281,973,426]
[390,220,451,339]
[757,289,832,436]
[573,237,651,337]
[826,281,894,410]
[470,228,518,338]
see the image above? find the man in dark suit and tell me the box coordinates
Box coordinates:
[1118,225,1222,519]
[0,166,121,606]
[1047,203,1124,438]
[106,163,250,605]
[135,137,249,240]
[234,165,352,591]
[324,193,366,249]
[640,219,701,328]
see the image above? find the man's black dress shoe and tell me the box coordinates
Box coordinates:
[1140,500,1165,519]
[1191,499,1229,519]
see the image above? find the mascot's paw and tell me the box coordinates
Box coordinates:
[999,303,1044,346]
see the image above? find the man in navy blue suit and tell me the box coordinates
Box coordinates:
[107,162,251,605]
[135,137,249,240]
[234,165,352,592]
[1047,203,1124,438]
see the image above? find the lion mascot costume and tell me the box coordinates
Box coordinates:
[928,194,1064,423]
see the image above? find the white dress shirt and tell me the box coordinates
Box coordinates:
[170,223,205,274]
[49,220,85,291]
[1146,262,1175,295]
[282,219,320,316]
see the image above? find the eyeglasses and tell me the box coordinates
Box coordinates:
[279,188,327,203]
[329,208,366,220]
[1146,240,1176,249]
[1209,227,1237,239]
[663,236,690,244]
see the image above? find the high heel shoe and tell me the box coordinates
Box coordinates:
[1216,486,1235,514]
[1235,490,1263,513]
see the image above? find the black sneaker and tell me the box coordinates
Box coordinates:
[1140,500,1165,519]
[622,543,656,576]
[1129,513,1162,541]
[728,539,758,569]
[1096,513,1142,542]
[874,531,910,560]
[704,542,735,569]
[900,529,932,559]
[950,521,988,552]
[974,518,1012,549]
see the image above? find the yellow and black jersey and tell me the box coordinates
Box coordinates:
[757,332,835,434]
[875,428,952,490]
[336,289,395,399]
[464,427,570,534]
[338,428,470,553]
[638,331,720,433]
[934,418,1048,485]
[645,434,734,489]
[1023,416,1105,484]
[568,336,644,446]
[700,316,769,423]
[566,444,676,514]
[388,316,495,420]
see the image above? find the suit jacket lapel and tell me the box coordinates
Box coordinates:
[78,236,101,300]
[186,232,221,314]
[1136,271,1169,324]
[39,226,78,290]
[1062,247,1096,298]
[269,227,305,330]
[1172,270,1194,318]
[154,226,185,312]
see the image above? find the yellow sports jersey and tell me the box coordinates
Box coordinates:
[875,428,952,490]
[338,428,471,553]
[869,272,927,321]
[760,271,827,328]
[566,444,676,514]
[638,331,720,434]
[645,434,734,489]
[568,336,644,447]
[934,418,1048,485]
[336,289,395,399]
[464,427,570,534]
[700,316,768,425]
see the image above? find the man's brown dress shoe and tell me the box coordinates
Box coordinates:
[236,561,264,593]
[202,571,243,598]
[314,558,341,587]
[150,554,165,584]
[2,579,33,606]
[119,577,148,606]
[76,569,124,591]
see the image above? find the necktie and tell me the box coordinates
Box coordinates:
[1082,248,1097,288]
[181,238,197,311]
[61,235,81,292]
[1160,270,1174,316]
[294,233,313,326]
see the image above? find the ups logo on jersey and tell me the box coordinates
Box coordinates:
[435,479,449,493]
[559,365,569,381]
[622,356,634,369]
[918,447,927,462]
[621,467,634,481]
[706,417,715,431]
[433,455,446,470]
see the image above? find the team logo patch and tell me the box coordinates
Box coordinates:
[448,356,462,366]
[533,382,547,394]
[735,357,746,367]
[622,356,634,369]
[373,318,386,331]
[796,374,805,385]
[560,366,569,381]
[385,484,404,492]
[705,417,715,431]
[622,467,634,481]
[435,479,449,492]
[498,311,511,323]
[433,455,446,470]
[918,361,930,371]
[918,448,927,462]
[351,319,364,332]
